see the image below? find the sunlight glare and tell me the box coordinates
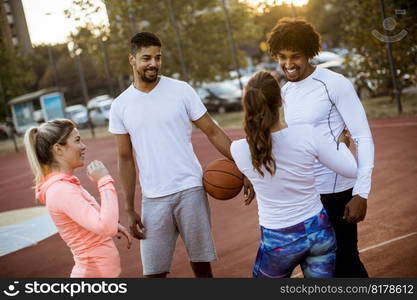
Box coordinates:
[241,0,309,8]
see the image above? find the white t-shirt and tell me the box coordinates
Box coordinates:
[230,124,357,229]
[109,76,207,198]
[282,67,374,198]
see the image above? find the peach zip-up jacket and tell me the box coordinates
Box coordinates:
[36,172,121,277]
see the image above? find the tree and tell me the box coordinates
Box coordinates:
[252,2,320,63]
[330,0,416,95]
[64,0,117,98]
[304,0,346,49]
[253,0,416,98]
[103,0,262,85]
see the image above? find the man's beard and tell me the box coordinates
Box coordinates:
[140,68,159,83]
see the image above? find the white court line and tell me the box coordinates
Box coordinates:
[292,232,417,278]
[358,232,417,253]
[370,122,417,128]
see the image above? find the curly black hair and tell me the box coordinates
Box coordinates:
[267,17,321,59]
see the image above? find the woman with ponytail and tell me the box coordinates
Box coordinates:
[230,71,358,278]
[24,119,131,278]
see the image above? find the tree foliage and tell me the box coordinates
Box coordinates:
[19,0,414,112]
[252,0,416,94]
[103,0,262,85]
[334,0,416,92]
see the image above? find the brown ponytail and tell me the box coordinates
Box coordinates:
[243,71,281,176]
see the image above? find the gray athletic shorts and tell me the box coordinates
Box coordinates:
[140,186,218,275]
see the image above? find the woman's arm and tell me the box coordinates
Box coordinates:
[49,176,119,237]
[313,127,358,178]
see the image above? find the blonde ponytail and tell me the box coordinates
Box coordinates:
[23,119,76,186]
[24,127,44,185]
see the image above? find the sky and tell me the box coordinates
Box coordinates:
[21,0,109,45]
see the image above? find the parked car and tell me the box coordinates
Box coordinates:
[201,81,243,114]
[88,99,112,126]
[65,104,88,128]
[231,75,251,90]
[87,94,114,110]
[330,47,349,57]
[255,62,287,86]
[195,87,224,114]
[311,51,344,65]
[254,61,279,72]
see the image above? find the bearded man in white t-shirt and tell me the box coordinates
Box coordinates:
[265,18,375,277]
[109,32,254,278]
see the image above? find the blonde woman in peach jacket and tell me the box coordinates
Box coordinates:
[24,119,131,278]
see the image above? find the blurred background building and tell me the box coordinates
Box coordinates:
[0,0,32,53]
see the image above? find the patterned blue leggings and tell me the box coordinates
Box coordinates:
[253,208,336,278]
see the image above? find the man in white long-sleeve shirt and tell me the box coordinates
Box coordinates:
[266,17,375,277]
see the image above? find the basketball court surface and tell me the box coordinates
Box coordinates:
[0,115,416,277]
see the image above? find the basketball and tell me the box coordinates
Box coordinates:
[203,158,244,200]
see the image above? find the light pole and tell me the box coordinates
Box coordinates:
[165,0,189,82]
[45,13,60,90]
[68,41,95,138]
[100,35,115,97]
[127,0,138,35]
[378,0,402,114]
[290,0,297,17]
[46,46,59,87]
[221,0,243,93]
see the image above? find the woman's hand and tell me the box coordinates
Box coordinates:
[338,129,351,148]
[87,160,109,183]
[243,176,255,206]
[117,223,133,249]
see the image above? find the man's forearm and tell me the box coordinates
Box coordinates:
[118,158,137,211]
[208,128,232,160]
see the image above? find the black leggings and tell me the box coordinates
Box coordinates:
[321,188,369,278]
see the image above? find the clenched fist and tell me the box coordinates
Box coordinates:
[87,160,109,183]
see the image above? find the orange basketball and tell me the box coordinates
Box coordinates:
[203,158,244,200]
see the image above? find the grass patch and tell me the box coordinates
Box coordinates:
[361,92,417,118]
[1,92,415,156]
[210,111,244,128]
[209,92,417,128]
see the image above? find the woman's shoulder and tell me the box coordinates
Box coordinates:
[44,175,82,207]
[231,138,249,151]
[231,138,250,159]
